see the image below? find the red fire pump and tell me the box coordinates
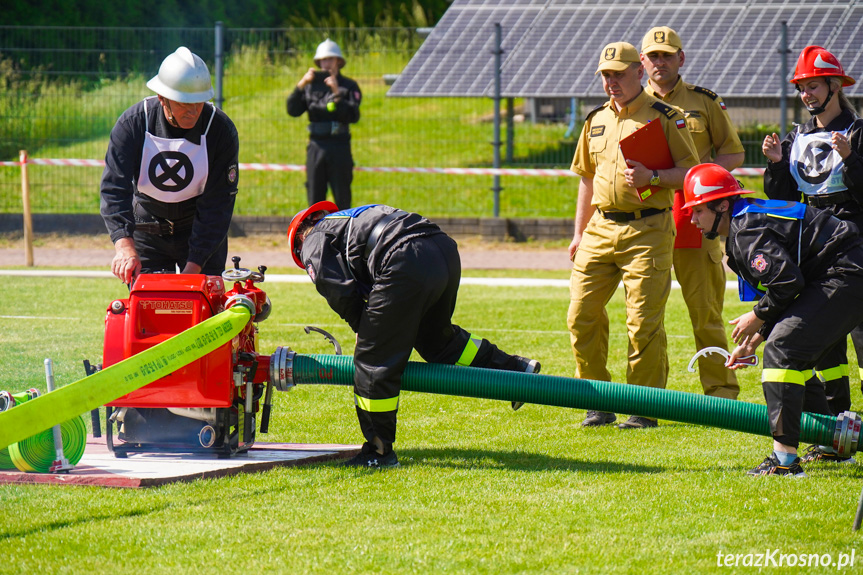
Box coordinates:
[85,257,301,458]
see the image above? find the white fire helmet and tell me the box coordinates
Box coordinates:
[314,39,346,68]
[146,46,215,103]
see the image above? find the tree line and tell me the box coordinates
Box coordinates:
[4,0,449,28]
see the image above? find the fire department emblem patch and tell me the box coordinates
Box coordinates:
[227,164,238,184]
[751,253,768,273]
[306,262,316,282]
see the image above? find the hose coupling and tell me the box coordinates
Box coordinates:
[224,293,256,314]
[269,346,296,392]
[198,425,217,448]
[833,411,862,458]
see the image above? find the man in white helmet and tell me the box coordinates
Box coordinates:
[101,46,240,285]
[287,38,362,210]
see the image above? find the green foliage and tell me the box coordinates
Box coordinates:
[0,275,860,573]
[2,0,450,28]
[737,122,783,167]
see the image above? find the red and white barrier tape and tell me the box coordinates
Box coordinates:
[0,157,767,177]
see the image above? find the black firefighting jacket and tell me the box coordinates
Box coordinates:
[286,73,361,142]
[764,109,863,222]
[725,198,863,331]
[300,205,442,332]
[100,97,239,266]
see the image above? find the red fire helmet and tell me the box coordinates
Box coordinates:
[286,201,338,268]
[791,46,855,87]
[683,164,755,209]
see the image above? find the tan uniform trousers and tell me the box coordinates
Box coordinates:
[673,240,740,399]
[568,210,673,389]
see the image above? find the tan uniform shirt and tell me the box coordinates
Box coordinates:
[645,77,743,163]
[571,89,699,213]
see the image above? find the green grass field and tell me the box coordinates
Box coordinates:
[0,270,861,574]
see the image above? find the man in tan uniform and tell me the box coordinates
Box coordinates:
[641,27,745,400]
[569,42,699,428]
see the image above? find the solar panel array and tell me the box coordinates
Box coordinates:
[388,0,863,99]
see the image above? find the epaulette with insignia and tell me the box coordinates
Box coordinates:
[585,102,607,121]
[692,85,719,100]
[650,101,679,119]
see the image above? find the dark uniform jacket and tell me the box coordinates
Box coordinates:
[100,98,239,266]
[725,198,863,330]
[300,205,442,332]
[764,109,863,223]
[287,73,361,143]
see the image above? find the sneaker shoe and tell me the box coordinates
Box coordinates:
[581,410,617,427]
[799,444,856,464]
[617,415,658,429]
[510,356,541,411]
[746,454,806,477]
[343,443,400,469]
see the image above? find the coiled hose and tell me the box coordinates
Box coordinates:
[290,354,854,451]
[0,390,40,469]
[7,416,87,472]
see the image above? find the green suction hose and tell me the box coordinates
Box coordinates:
[288,354,856,452]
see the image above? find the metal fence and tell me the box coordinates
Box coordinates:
[0,25,781,222]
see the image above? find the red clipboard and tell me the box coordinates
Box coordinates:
[672,189,703,248]
[619,118,674,202]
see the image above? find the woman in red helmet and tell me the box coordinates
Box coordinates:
[762,46,863,448]
[684,163,863,476]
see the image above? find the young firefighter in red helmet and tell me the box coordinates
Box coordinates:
[762,46,863,458]
[287,202,541,468]
[683,163,863,476]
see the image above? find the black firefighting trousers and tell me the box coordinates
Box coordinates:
[352,233,524,452]
[305,137,353,210]
[133,227,228,275]
[762,250,863,447]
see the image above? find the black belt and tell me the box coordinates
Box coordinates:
[598,207,668,223]
[308,121,349,136]
[805,191,852,208]
[134,221,174,236]
[363,211,404,259]
[134,216,194,237]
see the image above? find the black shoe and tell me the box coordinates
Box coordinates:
[799,444,856,464]
[343,443,400,469]
[617,415,658,429]
[581,410,616,427]
[510,356,541,411]
[746,454,806,477]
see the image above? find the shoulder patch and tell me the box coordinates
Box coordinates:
[750,253,769,274]
[585,102,607,121]
[692,85,719,100]
[651,101,679,119]
[227,164,238,185]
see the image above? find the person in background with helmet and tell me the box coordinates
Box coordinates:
[101,46,239,284]
[762,45,863,462]
[684,163,863,476]
[287,39,361,210]
[287,202,541,468]
[641,26,745,401]
[568,42,699,429]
